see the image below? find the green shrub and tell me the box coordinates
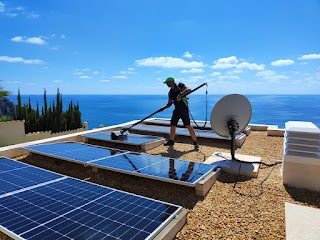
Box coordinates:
[0,115,14,122]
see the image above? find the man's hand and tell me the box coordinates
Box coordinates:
[176,94,182,102]
[159,106,167,112]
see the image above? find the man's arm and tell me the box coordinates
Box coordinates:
[179,85,191,97]
[177,85,191,101]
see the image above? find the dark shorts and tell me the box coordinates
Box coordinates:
[171,108,190,126]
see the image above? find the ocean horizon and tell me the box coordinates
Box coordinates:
[7,94,320,130]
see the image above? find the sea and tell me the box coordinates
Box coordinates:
[7,94,320,130]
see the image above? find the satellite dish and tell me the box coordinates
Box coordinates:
[210,94,252,160]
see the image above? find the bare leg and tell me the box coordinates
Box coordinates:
[170,126,176,141]
[186,125,197,142]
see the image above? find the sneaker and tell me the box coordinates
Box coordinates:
[164,140,174,146]
[193,141,199,150]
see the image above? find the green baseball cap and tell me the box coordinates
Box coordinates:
[163,77,175,83]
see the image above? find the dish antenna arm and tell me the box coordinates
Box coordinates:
[227,117,239,160]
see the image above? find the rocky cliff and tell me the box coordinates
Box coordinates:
[0,97,16,117]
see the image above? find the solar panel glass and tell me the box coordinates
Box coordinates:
[84,132,163,145]
[25,143,217,186]
[0,159,182,240]
[26,142,125,162]
[0,157,64,196]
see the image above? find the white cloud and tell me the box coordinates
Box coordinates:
[11,36,23,42]
[26,12,39,18]
[217,75,240,80]
[236,62,265,70]
[74,72,83,75]
[15,7,24,11]
[79,76,91,79]
[6,13,17,17]
[255,70,288,80]
[82,68,90,71]
[209,72,221,77]
[60,34,66,39]
[11,36,46,45]
[188,75,206,80]
[0,3,39,18]
[183,51,192,58]
[180,68,204,73]
[112,76,128,79]
[271,59,294,66]
[179,75,206,84]
[135,57,205,68]
[92,71,99,74]
[0,1,5,13]
[100,80,110,82]
[298,53,320,60]
[26,37,46,45]
[227,69,243,75]
[212,56,264,71]
[0,55,44,64]
[212,56,238,69]
[53,80,62,83]
[120,69,135,74]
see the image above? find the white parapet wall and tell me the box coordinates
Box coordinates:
[0,120,88,147]
[282,121,320,192]
[0,120,26,146]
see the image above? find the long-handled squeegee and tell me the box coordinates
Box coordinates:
[111,83,207,140]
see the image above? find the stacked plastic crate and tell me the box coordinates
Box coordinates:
[282,121,320,192]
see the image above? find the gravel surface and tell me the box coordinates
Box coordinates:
[2,131,320,240]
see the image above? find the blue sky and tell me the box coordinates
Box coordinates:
[1,0,320,95]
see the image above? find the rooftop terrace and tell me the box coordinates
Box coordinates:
[0,119,319,240]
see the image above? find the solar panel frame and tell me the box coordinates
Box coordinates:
[24,142,218,187]
[0,157,184,240]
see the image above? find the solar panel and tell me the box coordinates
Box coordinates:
[130,124,246,142]
[84,132,165,145]
[0,157,64,196]
[90,153,216,186]
[131,124,172,134]
[130,124,226,138]
[0,158,183,240]
[24,142,217,187]
[144,118,212,130]
[26,142,126,163]
[177,128,231,139]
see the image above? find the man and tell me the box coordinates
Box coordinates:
[160,77,199,150]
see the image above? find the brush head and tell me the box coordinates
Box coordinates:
[110,130,129,140]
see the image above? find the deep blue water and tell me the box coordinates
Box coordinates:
[7,94,320,129]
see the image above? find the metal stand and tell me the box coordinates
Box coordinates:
[227,118,239,160]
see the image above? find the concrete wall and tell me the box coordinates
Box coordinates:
[282,160,320,192]
[0,120,138,158]
[0,120,88,147]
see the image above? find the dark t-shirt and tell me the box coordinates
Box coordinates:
[169,83,188,110]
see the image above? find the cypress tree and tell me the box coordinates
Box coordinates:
[17,89,82,133]
[44,89,48,112]
[16,88,22,120]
